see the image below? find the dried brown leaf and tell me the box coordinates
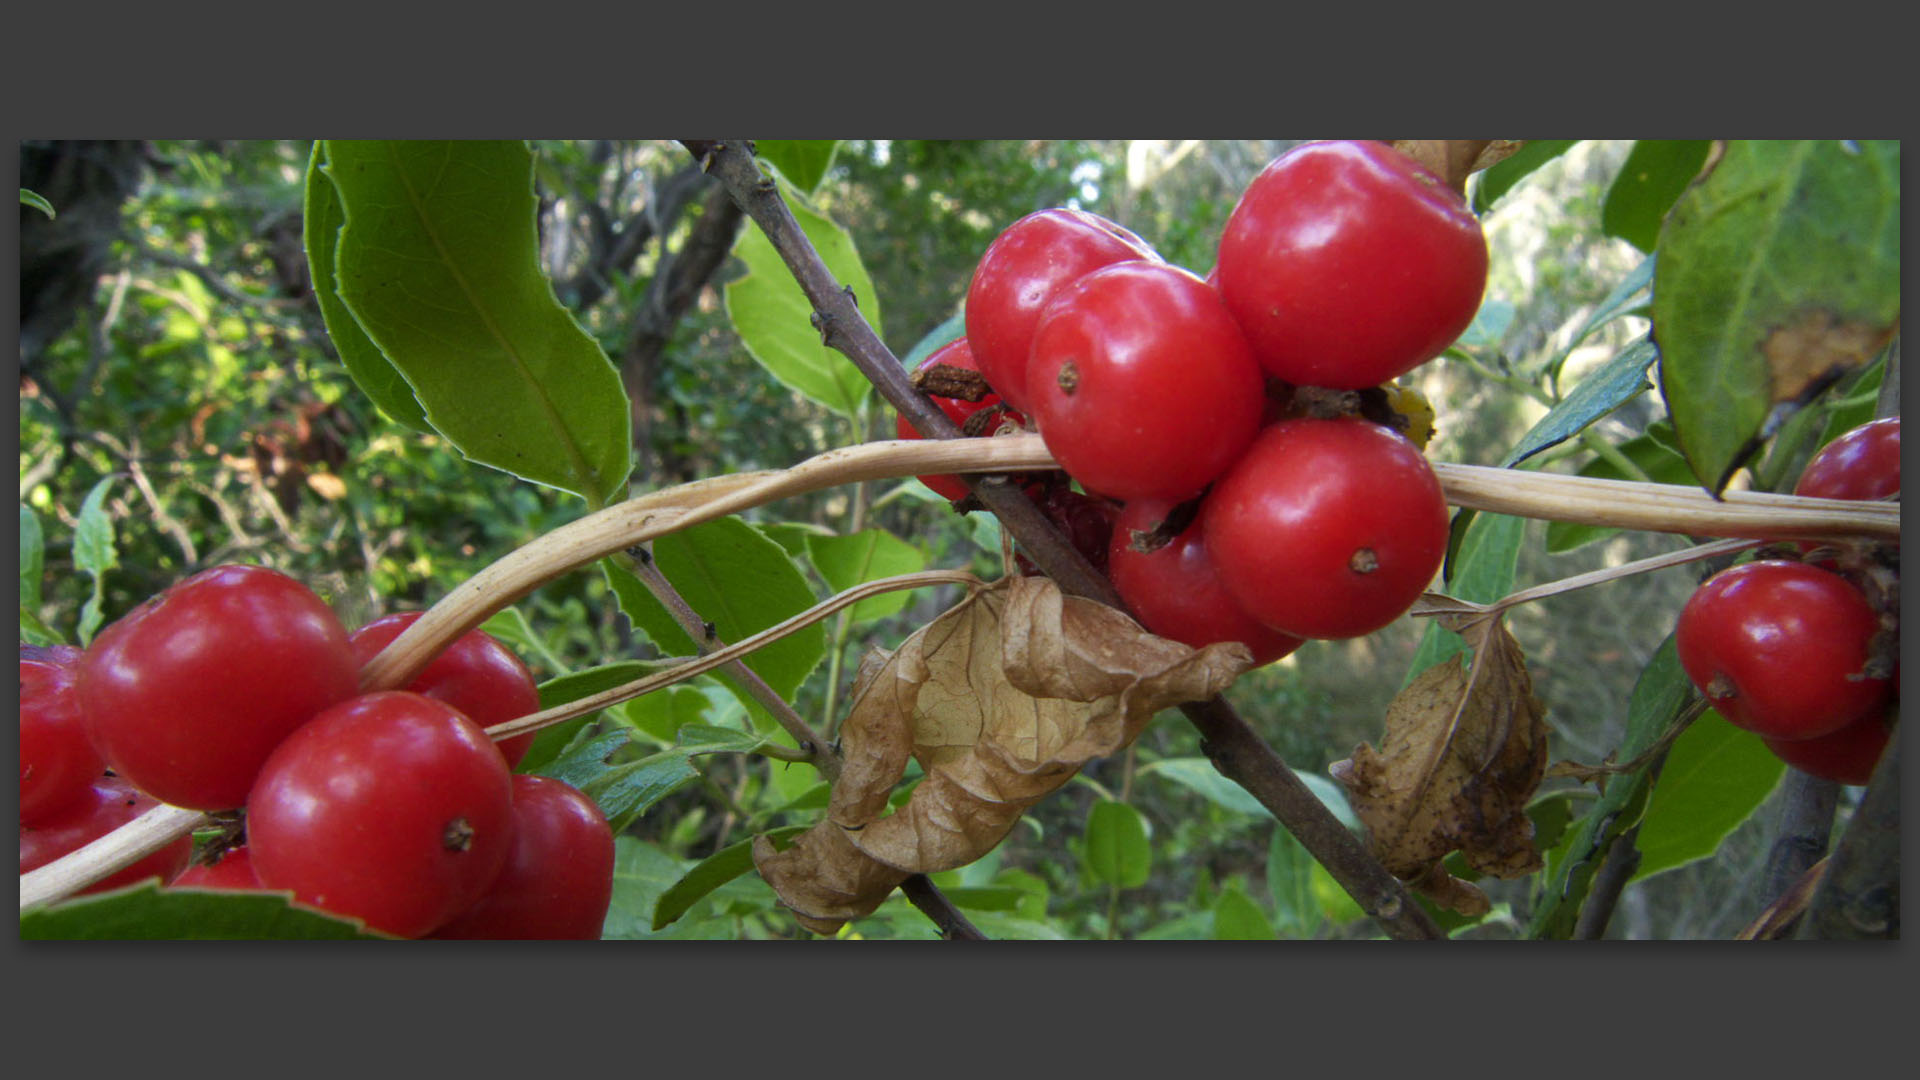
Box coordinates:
[1329,614,1549,915]
[753,575,1250,933]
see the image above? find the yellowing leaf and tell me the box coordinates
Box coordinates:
[754,575,1249,934]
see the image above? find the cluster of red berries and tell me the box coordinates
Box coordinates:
[898,140,1489,662]
[1676,417,1900,785]
[19,564,615,939]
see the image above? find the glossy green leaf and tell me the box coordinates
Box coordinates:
[325,139,633,505]
[1212,884,1277,940]
[804,528,927,622]
[653,825,809,930]
[73,476,118,645]
[1137,756,1359,829]
[20,882,387,940]
[1084,800,1152,888]
[1545,431,1696,553]
[603,518,826,725]
[1653,140,1900,493]
[1603,141,1712,254]
[724,176,876,420]
[21,187,56,218]
[1409,509,1527,681]
[1632,710,1785,882]
[1266,825,1320,938]
[755,140,840,195]
[1471,140,1579,214]
[1530,636,1694,938]
[1504,336,1658,467]
[303,142,431,433]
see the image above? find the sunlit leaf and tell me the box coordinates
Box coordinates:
[73,477,118,645]
[724,176,876,420]
[755,140,840,195]
[1632,711,1786,881]
[303,143,431,433]
[804,528,927,622]
[1212,883,1276,940]
[325,140,633,505]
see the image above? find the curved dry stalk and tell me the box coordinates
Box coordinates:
[20,803,208,911]
[480,571,988,745]
[357,437,1052,694]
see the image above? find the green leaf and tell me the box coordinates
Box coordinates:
[1456,298,1516,349]
[1409,510,1527,680]
[536,723,768,831]
[1503,336,1658,467]
[21,187,55,218]
[20,504,45,618]
[1545,431,1696,553]
[723,176,876,420]
[1266,826,1320,938]
[1212,884,1277,940]
[303,142,431,433]
[512,660,666,773]
[804,528,927,622]
[73,476,119,646]
[1530,636,1694,938]
[653,825,810,930]
[602,518,826,725]
[1083,800,1152,888]
[1653,140,1900,494]
[1137,756,1359,829]
[20,882,387,940]
[614,683,721,746]
[1631,710,1786,882]
[1471,140,1579,214]
[603,837,776,940]
[1545,254,1656,386]
[755,140,840,195]
[477,605,567,675]
[324,140,633,505]
[1602,141,1713,254]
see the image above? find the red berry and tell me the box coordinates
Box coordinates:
[76,564,359,810]
[1027,261,1264,501]
[1108,499,1303,667]
[1676,560,1892,741]
[20,644,103,826]
[964,208,1160,414]
[247,691,515,938]
[20,774,193,895]
[432,775,615,940]
[1794,417,1900,503]
[350,611,542,769]
[893,337,1025,502]
[1203,417,1449,639]
[1763,713,1891,787]
[1215,140,1488,390]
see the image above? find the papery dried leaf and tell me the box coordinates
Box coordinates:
[1329,615,1548,913]
[1407,862,1491,920]
[753,575,1249,933]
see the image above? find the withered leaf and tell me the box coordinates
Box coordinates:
[753,575,1250,934]
[1329,613,1548,915]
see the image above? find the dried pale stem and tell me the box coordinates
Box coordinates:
[20,804,208,911]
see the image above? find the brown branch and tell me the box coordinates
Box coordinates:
[898,875,989,940]
[1796,728,1900,939]
[682,138,1445,941]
